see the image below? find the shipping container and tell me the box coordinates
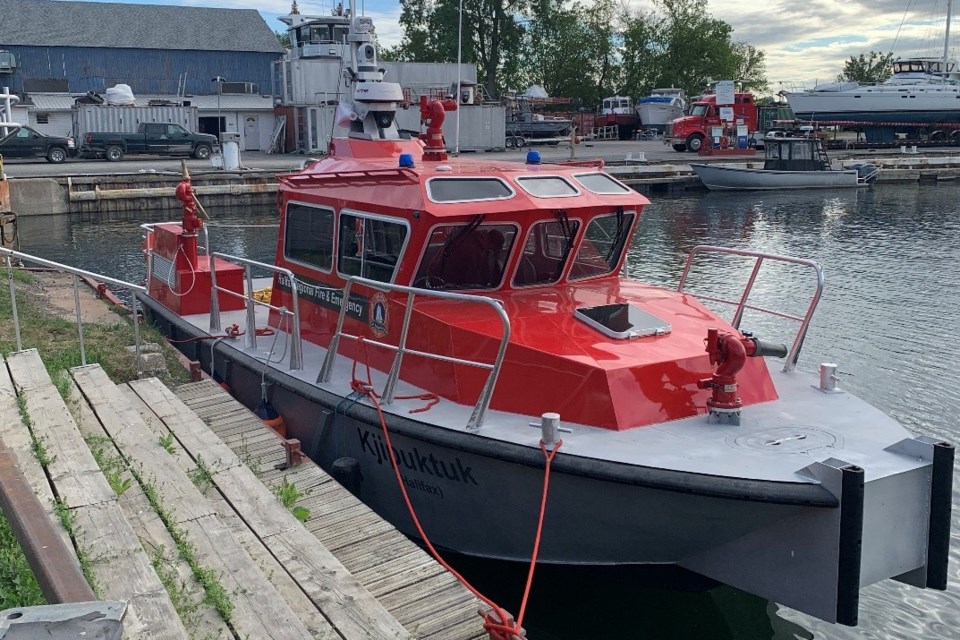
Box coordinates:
[394,104,505,151]
[72,105,199,142]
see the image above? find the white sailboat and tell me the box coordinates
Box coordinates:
[784,0,960,124]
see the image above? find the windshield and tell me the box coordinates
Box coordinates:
[413,221,518,290]
[568,210,635,280]
[690,104,709,117]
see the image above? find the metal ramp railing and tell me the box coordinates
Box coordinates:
[677,245,824,372]
[1,247,146,376]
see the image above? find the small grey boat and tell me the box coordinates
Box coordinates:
[692,133,879,190]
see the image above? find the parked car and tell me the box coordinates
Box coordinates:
[0,125,75,163]
[81,123,217,161]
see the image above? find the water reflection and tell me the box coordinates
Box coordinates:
[11,184,960,639]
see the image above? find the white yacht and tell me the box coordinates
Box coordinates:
[785,1,960,124]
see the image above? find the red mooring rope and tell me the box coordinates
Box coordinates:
[349,337,561,640]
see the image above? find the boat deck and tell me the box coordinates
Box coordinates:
[176,294,921,487]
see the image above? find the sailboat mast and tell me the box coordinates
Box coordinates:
[944,0,953,78]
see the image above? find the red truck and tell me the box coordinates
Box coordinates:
[664,93,759,152]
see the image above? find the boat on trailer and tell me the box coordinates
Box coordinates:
[691,132,879,190]
[596,96,641,140]
[139,2,953,628]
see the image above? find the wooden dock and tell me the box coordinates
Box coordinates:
[0,348,486,639]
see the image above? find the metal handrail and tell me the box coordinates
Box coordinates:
[1,247,145,377]
[208,252,303,371]
[677,245,824,372]
[317,276,511,431]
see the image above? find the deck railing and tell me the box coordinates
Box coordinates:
[208,253,304,371]
[318,276,511,431]
[677,245,824,372]
[139,224,303,372]
[1,248,145,376]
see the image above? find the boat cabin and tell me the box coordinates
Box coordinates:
[599,96,634,115]
[763,133,830,171]
[890,57,960,81]
[269,138,778,431]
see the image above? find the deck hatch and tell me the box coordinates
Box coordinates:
[574,303,672,339]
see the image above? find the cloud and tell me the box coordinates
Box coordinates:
[621,0,955,89]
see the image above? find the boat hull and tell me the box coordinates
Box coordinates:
[638,103,684,131]
[505,120,572,139]
[140,292,952,625]
[785,89,960,124]
[691,163,865,190]
[596,114,640,140]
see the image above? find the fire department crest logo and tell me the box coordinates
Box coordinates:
[369,291,389,338]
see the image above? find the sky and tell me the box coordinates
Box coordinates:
[57,0,958,92]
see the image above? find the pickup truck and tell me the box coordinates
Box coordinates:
[81,123,217,161]
[0,125,75,163]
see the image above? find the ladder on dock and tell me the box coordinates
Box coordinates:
[0,348,486,640]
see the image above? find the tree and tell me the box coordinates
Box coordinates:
[521,0,622,104]
[275,30,291,49]
[395,0,528,98]
[733,43,768,94]
[620,0,767,99]
[838,51,894,84]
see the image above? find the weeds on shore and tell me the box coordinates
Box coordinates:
[0,269,191,388]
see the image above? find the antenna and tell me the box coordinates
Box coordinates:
[455,0,463,155]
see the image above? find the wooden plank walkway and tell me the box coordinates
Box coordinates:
[174,380,487,640]
[0,348,486,640]
[4,349,190,640]
[72,364,332,640]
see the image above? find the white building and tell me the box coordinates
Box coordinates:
[22,92,277,151]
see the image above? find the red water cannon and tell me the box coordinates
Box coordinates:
[698,328,787,424]
[419,96,458,161]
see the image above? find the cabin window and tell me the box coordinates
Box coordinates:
[513,218,581,287]
[573,172,631,194]
[426,177,514,203]
[337,213,408,283]
[568,210,635,280]
[285,203,334,271]
[413,222,518,290]
[515,176,579,197]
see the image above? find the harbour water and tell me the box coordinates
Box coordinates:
[13,182,960,639]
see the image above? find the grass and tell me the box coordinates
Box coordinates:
[273,477,311,523]
[139,477,234,626]
[0,517,44,610]
[85,435,133,496]
[148,544,202,628]
[159,432,177,455]
[51,497,101,597]
[188,456,213,495]
[0,269,191,388]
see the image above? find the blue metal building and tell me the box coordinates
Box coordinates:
[0,0,284,96]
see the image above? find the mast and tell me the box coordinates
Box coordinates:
[944,0,953,79]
